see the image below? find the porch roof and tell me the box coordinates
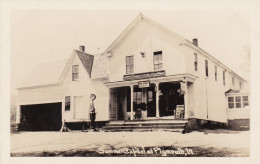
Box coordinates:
[105,73,197,88]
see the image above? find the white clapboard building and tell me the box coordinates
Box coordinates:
[16,14,249,131]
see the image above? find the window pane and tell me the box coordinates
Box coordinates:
[73,65,79,73]
[73,73,79,80]
[148,91,153,99]
[137,100,142,104]
[235,96,241,102]
[130,56,134,64]
[243,102,249,107]
[130,65,134,73]
[154,64,159,70]
[137,92,142,99]
[228,97,234,102]
[154,55,159,64]
[126,65,131,74]
[194,53,197,61]
[159,63,163,70]
[243,96,248,101]
[154,51,162,55]
[65,96,70,111]
[228,103,234,109]
[126,56,130,65]
[158,54,162,62]
[133,92,137,99]
[236,103,241,108]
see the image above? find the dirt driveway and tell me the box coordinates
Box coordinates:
[11,129,250,157]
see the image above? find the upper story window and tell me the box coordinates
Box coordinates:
[232,77,235,86]
[215,65,217,81]
[205,60,208,77]
[65,96,71,111]
[223,71,226,86]
[228,95,249,109]
[72,65,79,81]
[126,55,134,74]
[154,51,163,71]
[194,53,198,71]
[240,82,242,89]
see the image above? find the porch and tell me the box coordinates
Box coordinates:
[106,74,196,122]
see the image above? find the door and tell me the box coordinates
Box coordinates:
[147,85,156,117]
[74,96,84,120]
[109,89,117,120]
[19,102,62,131]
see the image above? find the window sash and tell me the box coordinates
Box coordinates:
[72,65,79,73]
[72,65,79,81]
[154,51,163,71]
[215,66,217,81]
[65,96,71,111]
[194,53,198,71]
[205,60,208,77]
[223,71,226,85]
[228,102,234,109]
[126,56,134,74]
[72,73,79,81]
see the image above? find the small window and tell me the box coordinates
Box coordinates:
[65,96,71,111]
[205,60,208,77]
[240,82,242,89]
[72,65,79,81]
[194,53,198,71]
[215,65,217,81]
[228,97,234,109]
[242,96,249,108]
[223,71,226,86]
[232,77,235,86]
[154,51,163,71]
[235,96,241,108]
[126,56,134,74]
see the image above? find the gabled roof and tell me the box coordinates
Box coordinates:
[74,50,94,78]
[103,13,246,82]
[17,50,95,89]
[104,13,188,54]
[17,59,68,89]
[91,53,108,79]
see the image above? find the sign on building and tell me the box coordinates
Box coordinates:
[138,81,150,88]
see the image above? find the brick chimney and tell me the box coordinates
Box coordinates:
[79,45,85,52]
[192,38,198,46]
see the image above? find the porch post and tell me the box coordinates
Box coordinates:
[16,94,20,124]
[130,85,134,120]
[155,82,160,118]
[16,104,20,124]
[184,82,188,119]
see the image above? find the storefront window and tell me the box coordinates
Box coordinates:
[133,88,142,111]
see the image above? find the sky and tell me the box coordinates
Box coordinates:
[11,9,250,95]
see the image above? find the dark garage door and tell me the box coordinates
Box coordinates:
[19,102,62,131]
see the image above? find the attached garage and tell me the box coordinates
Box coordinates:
[19,102,62,131]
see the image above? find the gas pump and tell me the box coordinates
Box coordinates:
[89,94,97,131]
